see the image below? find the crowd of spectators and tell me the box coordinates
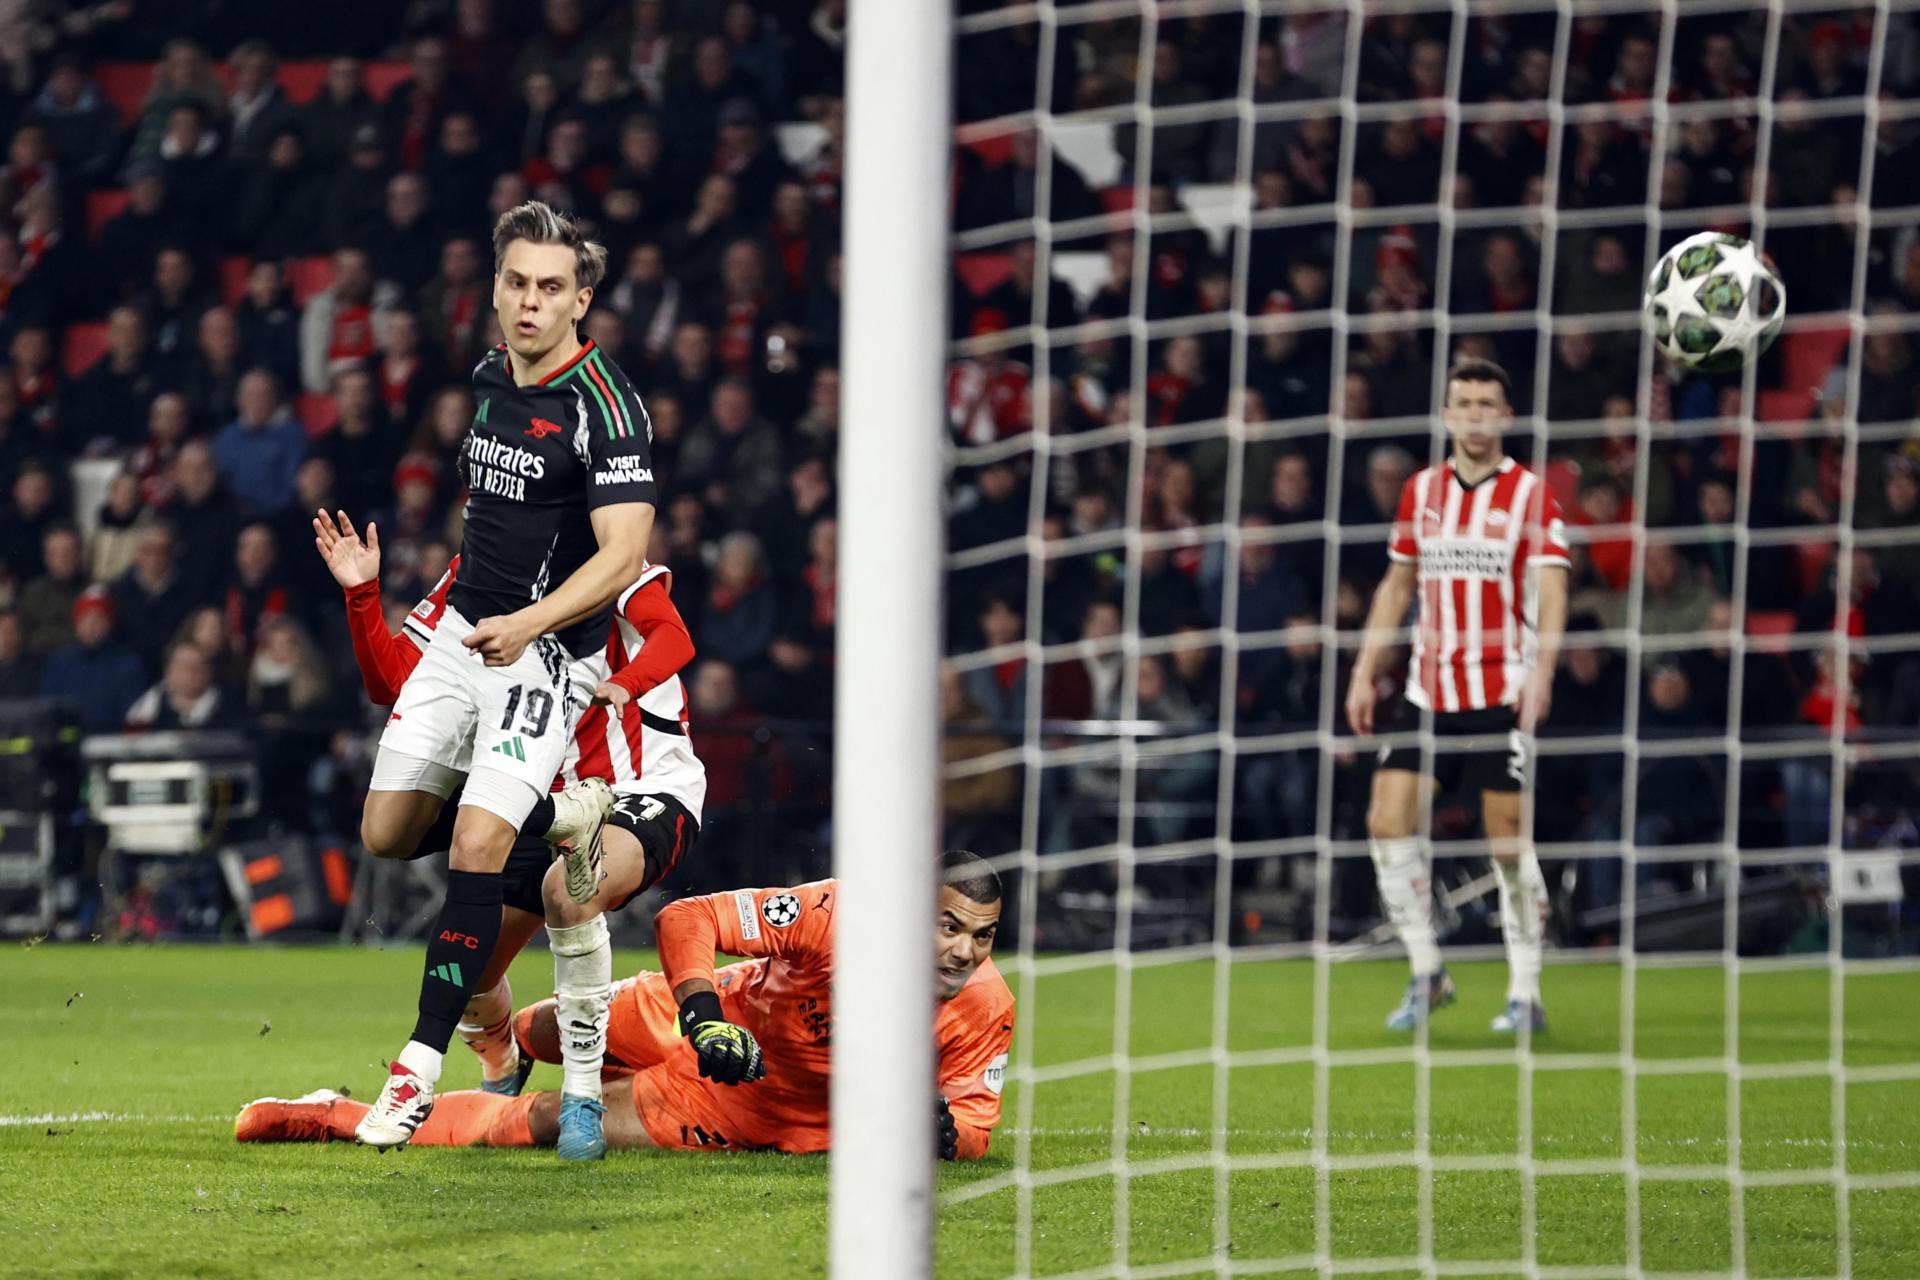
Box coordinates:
[938,6,1920,902]
[0,2,1915,922]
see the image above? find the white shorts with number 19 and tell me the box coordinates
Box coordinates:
[370,603,594,829]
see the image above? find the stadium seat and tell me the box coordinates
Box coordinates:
[775,122,826,168]
[1781,325,1850,395]
[218,256,253,306]
[953,252,1013,298]
[362,61,411,101]
[297,392,338,436]
[85,189,129,239]
[94,62,157,126]
[1758,388,1815,423]
[955,128,1013,168]
[61,322,110,377]
[1098,186,1137,214]
[1544,457,1582,513]
[1746,609,1797,654]
[288,255,335,305]
[1795,540,1834,593]
[277,61,328,103]
[1052,250,1111,311]
[1053,120,1122,188]
[1177,183,1248,256]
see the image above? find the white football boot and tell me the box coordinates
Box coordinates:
[546,778,615,905]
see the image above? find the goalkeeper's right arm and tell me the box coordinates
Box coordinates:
[673,986,766,1085]
[655,883,838,1085]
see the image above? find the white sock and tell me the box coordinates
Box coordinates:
[456,977,520,1084]
[1495,848,1548,1004]
[395,1039,444,1085]
[548,915,613,1103]
[1370,837,1441,976]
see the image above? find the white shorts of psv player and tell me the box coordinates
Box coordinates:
[371,603,595,829]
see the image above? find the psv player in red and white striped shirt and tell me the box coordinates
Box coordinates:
[1345,360,1570,1037]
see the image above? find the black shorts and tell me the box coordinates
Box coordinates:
[500,833,558,918]
[1377,701,1527,796]
[606,792,700,910]
[408,792,698,918]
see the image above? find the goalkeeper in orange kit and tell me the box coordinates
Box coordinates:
[236,851,1013,1159]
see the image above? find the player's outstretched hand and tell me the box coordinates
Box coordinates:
[463,614,537,667]
[936,1095,960,1161]
[678,992,766,1085]
[1344,672,1377,736]
[313,509,380,589]
[592,681,631,709]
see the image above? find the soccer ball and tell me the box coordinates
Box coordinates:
[1643,231,1787,374]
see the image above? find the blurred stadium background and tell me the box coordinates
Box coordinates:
[0,0,1915,958]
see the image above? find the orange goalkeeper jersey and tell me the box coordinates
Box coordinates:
[655,879,1015,1158]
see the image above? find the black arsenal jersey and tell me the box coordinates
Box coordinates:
[452,339,658,659]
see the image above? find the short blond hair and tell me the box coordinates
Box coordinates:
[491,200,608,290]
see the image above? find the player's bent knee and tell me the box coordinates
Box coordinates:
[447,808,518,873]
[1367,771,1419,840]
[514,999,561,1064]
[540,862,596,927]
[359,808,412,860]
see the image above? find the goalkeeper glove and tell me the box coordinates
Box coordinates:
[678,991,765,1085]
[936,1094,959,1161]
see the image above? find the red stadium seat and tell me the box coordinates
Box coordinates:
[218,256,254,306]
[85,189,129,240]
[288,255,336,305]
[277,61,328,104]
[1098,186,1137,214]
[955,128,1013,168]
[954,252,1013,298]
[363,61,412,101]
[296,392,338,436]
[1780,325,1850,395]
[1795,541,1834,595]
[94,62,157,127]
[1758,388,1814,423]
[1544,457,1581,513]
[62,322,110,377]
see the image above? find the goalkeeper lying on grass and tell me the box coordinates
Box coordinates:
[238,851,1014,1159]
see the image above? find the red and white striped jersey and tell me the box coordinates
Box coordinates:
[401,556,461,648]
[558,567,707,822]
[1388,456,1571,712]
[403,560,706,821]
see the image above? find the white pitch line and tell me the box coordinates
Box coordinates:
[0,1111,229,1126]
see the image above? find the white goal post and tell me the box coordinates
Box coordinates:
[830,1,953,1278]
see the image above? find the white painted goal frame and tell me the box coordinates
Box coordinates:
[833,1,1920,1277]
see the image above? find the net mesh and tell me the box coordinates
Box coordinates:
[934,0,1920,1276]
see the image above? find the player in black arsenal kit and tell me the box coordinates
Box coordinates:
[454,340,658,660]
[352,201,658,1149]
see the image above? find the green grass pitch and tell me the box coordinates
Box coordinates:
[5,943,1917,1278]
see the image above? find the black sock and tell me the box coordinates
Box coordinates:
[525,795,556,839]
[410,870,503,1052]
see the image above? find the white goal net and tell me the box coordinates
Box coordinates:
[919,0,1920,1275]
